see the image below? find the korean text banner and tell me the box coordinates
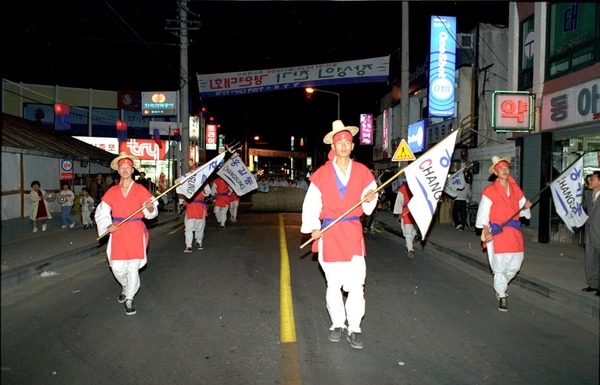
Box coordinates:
[197,56,389,97]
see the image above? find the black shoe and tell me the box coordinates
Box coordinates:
[581,286,596,292]
[346,331,363,349]
[329,327,343,343]
[118,291,126,304]
[125,300,136,315]
[596,290,600,297]
[498,297,508,312]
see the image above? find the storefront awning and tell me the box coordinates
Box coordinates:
[1,113,114,166]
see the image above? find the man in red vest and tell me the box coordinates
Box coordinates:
[211,176,231,229]
[393,179,418,258]
[300,120,377,350]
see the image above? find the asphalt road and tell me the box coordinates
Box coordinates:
[2,213,598,385]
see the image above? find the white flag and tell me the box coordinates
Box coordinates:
[175,152,227,199]
[443,168,467,198]
[216,154,258,196]
[550,156,588,232]
[406,130,458,236]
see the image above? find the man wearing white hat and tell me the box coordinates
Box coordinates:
[476,155,532,312]
[301,120,378,349]
[95,151,159,315]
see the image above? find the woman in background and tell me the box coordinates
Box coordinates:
[30,180,52,233]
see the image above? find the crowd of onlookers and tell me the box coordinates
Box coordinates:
[256,175,309,190]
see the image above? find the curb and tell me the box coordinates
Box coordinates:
[1,216,181,290]
[1,244,105,290]
[378,221,599,319]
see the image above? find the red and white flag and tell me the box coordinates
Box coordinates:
[550,156,588,232]
[406,130,458,236]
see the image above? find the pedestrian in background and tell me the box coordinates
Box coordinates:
[476,155,532,312]
[211,176,231,229]
[29,180,52,233]
[393,180,418,258]
[90,173,109,204]
[301,120,378,350]
[452,175,472,231]
[95,152,158,316]
[80,187,95,229]
[136,171,150,190]
[582,171,600,297]
[59,181,75,229]
[228,190,240,223]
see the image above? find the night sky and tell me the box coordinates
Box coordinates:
[3,1,509,155]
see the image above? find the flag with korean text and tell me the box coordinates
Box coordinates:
[405,130,458,236]
[175,151,227,199]
[216,154,258,196]
[550,156,588,232]
[443,167,467,198]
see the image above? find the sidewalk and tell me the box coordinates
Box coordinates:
[1,209,182,289]
[373,210,599,319]
[2,206,598,319]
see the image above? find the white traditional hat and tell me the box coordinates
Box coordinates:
[110,151,141,171]
[323,120,359,144]
[488,155,512,174]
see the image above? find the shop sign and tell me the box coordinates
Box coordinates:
[492,91,534,132]
[541,79,600,131]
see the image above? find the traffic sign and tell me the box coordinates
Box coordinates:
[391,139,416,161]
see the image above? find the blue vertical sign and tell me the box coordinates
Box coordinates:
[428,16,456,118]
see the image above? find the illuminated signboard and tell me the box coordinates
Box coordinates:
[359,113,373,145]
[382,108,391,159]
[408,119,428,153]
[206,123,217,150]
[492,91,534,132]
[428,16,456,118]
[141,91,178,116]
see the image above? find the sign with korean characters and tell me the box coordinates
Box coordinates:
[60,157,74,180]
[492,91,534,132]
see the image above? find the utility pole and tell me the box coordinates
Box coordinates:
[400,2,410,169]
[167,0,199,176]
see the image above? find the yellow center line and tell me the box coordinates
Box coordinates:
[279,214,302,384]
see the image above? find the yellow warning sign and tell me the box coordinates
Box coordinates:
[391,139,416,161]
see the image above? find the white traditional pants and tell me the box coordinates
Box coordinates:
[184,216,206,247]
[229,200,239,221]
[109,259,143,301]
[318,246,366,334]
[401,221,418,252]
[486,241,524,298]
[214,205,228,226]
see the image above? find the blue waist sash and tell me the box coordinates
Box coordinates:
[192,199,208,209]
[321,216,360,230]
[490,219,521,235]
[113,217,143,223]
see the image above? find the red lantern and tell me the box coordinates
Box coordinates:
[116,120,127,131]
[54,103,71,131]
[116,120,128,142]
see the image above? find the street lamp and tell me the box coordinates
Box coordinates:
[305,87,340,120]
